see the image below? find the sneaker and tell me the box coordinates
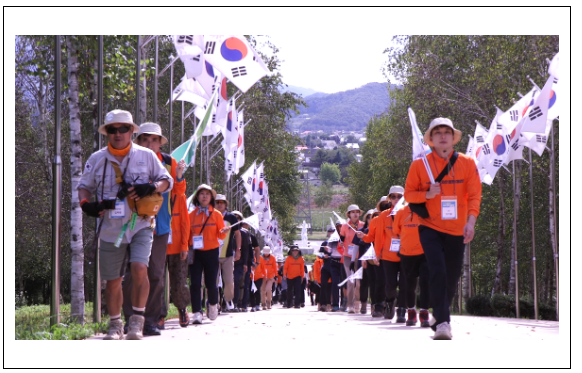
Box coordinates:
[157,316,165,330]
[294,305,300,309]
[396,307,407,323]
[406,309,418,326]
[360,302,367,314]
[143,324,161,336]
[326,305,332,312]
[192,312,203,324]
[103,319,124,340]
[419,310,430,327]
[208,304,218,320]
[125,315,145,340]
[239,307,248,312]
[372,304,384,318]
[433,322,452,340]
[255,305,261,312]
[347,307,355,314]
[300,303,305,308]
[225,301,235,312]
[331,306,340,312]
[179,308,189,328]
[429,315,437,331]
[385,299,397,320]
[250,307,256,312]
[262,304,267,310]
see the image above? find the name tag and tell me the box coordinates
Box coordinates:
[109,200,125,219]
[441,196,458,220]
[389,239,401,252]
[168,230,173,244]
[192,235,204,250]
[347,245,357,256]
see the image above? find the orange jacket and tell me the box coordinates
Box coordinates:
[362,216,381,247]
[340,220,364,258]
[374,208,400,262]
[166,193,190,255]
[283,255,305,279]
[393,205,423,256]
[260,255,278,279]
[188,205,226,251]
[313,258,323,282]
[404,152,482,236]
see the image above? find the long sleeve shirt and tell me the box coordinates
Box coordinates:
[188,205,226,251]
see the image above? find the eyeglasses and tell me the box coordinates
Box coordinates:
[389,195,402,200]
[215,201,226,204]
[106,125,132,135]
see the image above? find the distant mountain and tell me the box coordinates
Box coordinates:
[280,85,321,97]
[289,82,397,132]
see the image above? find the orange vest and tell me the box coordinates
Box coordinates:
[393,205,424,256]
[375,208,400,262]
[283,255,305,279]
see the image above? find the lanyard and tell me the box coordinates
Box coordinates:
[432,155,456,195]
[196,208,211,235]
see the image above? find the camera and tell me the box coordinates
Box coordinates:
[101,199,116,210]
[116,181,131,201]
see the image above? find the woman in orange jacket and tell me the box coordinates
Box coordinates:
[284,245,305,309]
[393,203,430,327]
[188,184,227,324]
[250,253,265,312]
[259,246,278,310]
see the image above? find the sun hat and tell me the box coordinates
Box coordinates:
[133,122,168,145]
[262,246,272,255]
[345,204,363,217]
[231,210,243,220]
[327,226,336,232]
[423,117,462,147]
[98,109,140,135]
[215,194,229,206]
[193,184,217,206]
[388,185,404,196]
[363,209,375,221]
[289,245,300,251]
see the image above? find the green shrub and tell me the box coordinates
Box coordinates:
[466,295,492,316]
[491,294,516,317]
[518,298,535,319]
[538,303,557,321]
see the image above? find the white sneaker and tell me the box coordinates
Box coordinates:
[347,306,355,314]
[226,301,235,311]
[433,322,452,340]
[208,304,218,320]
[192,312,203,324]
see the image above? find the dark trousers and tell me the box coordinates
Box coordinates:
[381,259,406,307]
[320,260,341,306]
[286,276,302,307]
[400,253,430,310]
[241,269,251,308]
[372,262,386,305]
[233,263,244,307]
[189,248,219,313]
[360,263,372,304]
[122,233,169,326]
[250,278,263,307]
[419,225,465,325]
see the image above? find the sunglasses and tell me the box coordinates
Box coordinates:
[215,201,226,204]
[106,125,132,135]
[389,195,402,200]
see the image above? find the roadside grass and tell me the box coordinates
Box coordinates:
[15,302,193,340]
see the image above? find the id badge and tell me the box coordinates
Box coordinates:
[109,200,125,219]
[389,239,401,252]
[192,235,204,250]
[168,230,173,244]
[347,245,357,256]
[441,196,458,220]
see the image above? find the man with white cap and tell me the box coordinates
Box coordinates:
[259,246,278,309]
[214,194,241,312]
[405,117,481,340]
[339,204,365,313]
[231,211,251,311]
[122,122,188,335]
[77,110,173,340]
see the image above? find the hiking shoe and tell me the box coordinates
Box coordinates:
[208,304,218,320]
[300,303,305,308]
[360,302,367,314]
[192,312,203,324]
[385,299,397,320]
[326,305,332,312]
[103,319,124,340]
[331,306,340,312]
[179,308,190,328]
[239,307,248,312]
[143,324,161,336]
[406,309,418,326]
[429,315,437,331]
[125,315,145,340]
[433,322,452,340]
[255,305,261,312]
[419,310,430,327]
[396,307,407,323]
[347,306,355,314]
[157,316,165,330]
[250,307,256,312]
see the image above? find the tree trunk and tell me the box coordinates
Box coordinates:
[67,36,85,324]
[91,47,100,153]
[139,36,148,122]
[492,175,506,296]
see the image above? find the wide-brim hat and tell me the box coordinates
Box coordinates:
[423,117,462,147]
[133,122,168,145]
[231,210,243,220]
[375,196,388,211]
[215,194,228,206]
[98,109,140,135]
[262,246,272,255]
[193,184,217,201]
[363,209,375,221]
[388,185,404,196]
[345,204,363,217]
[289,245,300,251]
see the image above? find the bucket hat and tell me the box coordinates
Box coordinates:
[345,204,363,217]
[388,185,404,196]
[215,194,228,207]
[193,184,217,206]
[262,246,272,255]
[134,122,168,145]
[423,117,462,147]
[99,109,140,136]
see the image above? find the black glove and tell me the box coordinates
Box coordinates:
[81,201,104,217]
[349,262,355,272]
[132,182,156,198]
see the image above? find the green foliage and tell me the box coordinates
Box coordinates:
[466,295,493,316]
[320,162,341,185]
[302,254,317,264]
[491,294,516,317]
[313,183,334,208]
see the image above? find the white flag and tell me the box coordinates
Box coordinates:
[328,218,340,243]
[548,52,560,79]
[223,99,239,180]
[235,110,245,174]
[253,162,265,211]
[390,196,406,216]
[359,244,376,261]
[473,122,490,165]
[180,54,204,79]
[522,75,556,134]
[338,267,363,287]
[241,161,257,207]
[203,35,270,93]
[173,35,204,58]
[408,107,435,184]
[241,214,261,231]
[483,109,509,181]
[171,75,208,107]
[521,126,551,157]
[466,135,478,167]
[332,211,346,225]
[497,87,537,133]
[503,121,526,165]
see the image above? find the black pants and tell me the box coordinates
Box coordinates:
[233,263,244,307]
[399,254,430,309]
[418,225,465,325]
[320,260,342,306]
[381,259,406,307]
[250,278,263,307]
[241,269,251,308]
[360,263,372,304]
[189,248,219,313]
[286,276,302,307]
[372,263,385,306]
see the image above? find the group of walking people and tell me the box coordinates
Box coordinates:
[79,109,481,341]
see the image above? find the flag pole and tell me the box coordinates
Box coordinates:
[169,57,174,152]
[550,121,559,320]
[154,36,158,123]
[528,150,537,319]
